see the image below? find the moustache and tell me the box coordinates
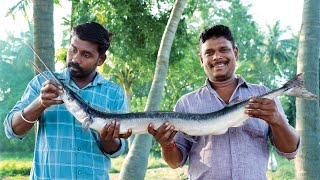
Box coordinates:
[212,60,229,67]
[68,62,83,71]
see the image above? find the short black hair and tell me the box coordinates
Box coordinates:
[199,25,235,48]
[71,22,112,55]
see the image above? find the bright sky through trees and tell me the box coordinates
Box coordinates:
[0,0,303,46]
[246,0,303,37]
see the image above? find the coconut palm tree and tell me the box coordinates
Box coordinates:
[295,0,320,179]
[119,0,188,179]
[33,0,55,72]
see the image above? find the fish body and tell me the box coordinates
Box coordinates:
[60,73,319,136]
[25,43,318,136]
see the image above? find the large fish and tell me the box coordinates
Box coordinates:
[82,73,319,135]
[27,43,319,136]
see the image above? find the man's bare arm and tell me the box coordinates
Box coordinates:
[148,123,183,168]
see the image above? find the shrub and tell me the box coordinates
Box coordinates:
[0,160,31,177]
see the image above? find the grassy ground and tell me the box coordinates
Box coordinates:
[0,153,294,179]
[109,167,188,180]
[266,154,295,180]
[108,156,188,179]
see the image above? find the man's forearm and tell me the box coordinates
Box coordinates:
[271,117,300,153]
[101,138,121,154]
[162,146,183,169]
[12,97,46,135]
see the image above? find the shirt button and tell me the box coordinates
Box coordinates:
[78,147,81,151]
[79,91,82,94]
[76,128,80,131]
[78,171,81,174]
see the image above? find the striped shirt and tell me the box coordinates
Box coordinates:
[174,75,298,180]
[4,69,128,180]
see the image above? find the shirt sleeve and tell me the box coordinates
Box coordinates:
[174,132,193,167]
[274,136,300,160]
[3,75,43,140]
[101,138,128,158]
[270,98,300,160]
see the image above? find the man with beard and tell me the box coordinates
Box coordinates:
[148,25,300,179]
[4,22,131,179]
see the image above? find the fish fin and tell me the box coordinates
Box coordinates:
[282,73,319,100]
[231,118,248,127]
[268,147,278,172]
[82,117,93,131]
[231,121,246,127]
[181,133,197,143]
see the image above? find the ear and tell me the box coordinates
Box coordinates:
[234,46,239,61]
[97,54,106,66]
[199,53,204,67]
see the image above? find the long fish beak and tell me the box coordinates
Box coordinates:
[28,59,63,102]
[28,60,50,81]
[25,41,63,87]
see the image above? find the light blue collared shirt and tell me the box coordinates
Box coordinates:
[4,69,128,179]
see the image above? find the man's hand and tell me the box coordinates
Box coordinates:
[99,121,132,154]
[99,121,132,141]
[148,122,177,149]
[40,80,64,108]
[245,97,300,153]
[12,80,64,135]
[244,97,284,126]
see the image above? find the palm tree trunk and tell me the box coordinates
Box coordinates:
[295,0,320,179]
[33,0,55,73]
[119,0,187,179]
[32,0,54,139]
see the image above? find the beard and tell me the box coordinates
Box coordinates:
[68,62,87,78]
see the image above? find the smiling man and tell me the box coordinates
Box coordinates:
[148,25,300,179]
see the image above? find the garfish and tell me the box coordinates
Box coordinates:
[27,42,319,136]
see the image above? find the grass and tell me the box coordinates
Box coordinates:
[0,153,33,161]
[0,153,294,179]
[266,153,295,180]
[109,157,188,180]
[0,160,32,178]
[0,153,186,179]
[109,167,188,180]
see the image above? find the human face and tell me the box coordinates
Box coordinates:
[67,35,106,80]
[199,36,238,82]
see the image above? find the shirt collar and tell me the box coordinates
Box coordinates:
[205,74,248,90]
[204,74,249,103]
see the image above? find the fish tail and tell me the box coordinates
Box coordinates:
[282,73,319,100]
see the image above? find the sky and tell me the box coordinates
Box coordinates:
[0,0,304,48]
[246,0,303,34]
[0,0,71,48]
